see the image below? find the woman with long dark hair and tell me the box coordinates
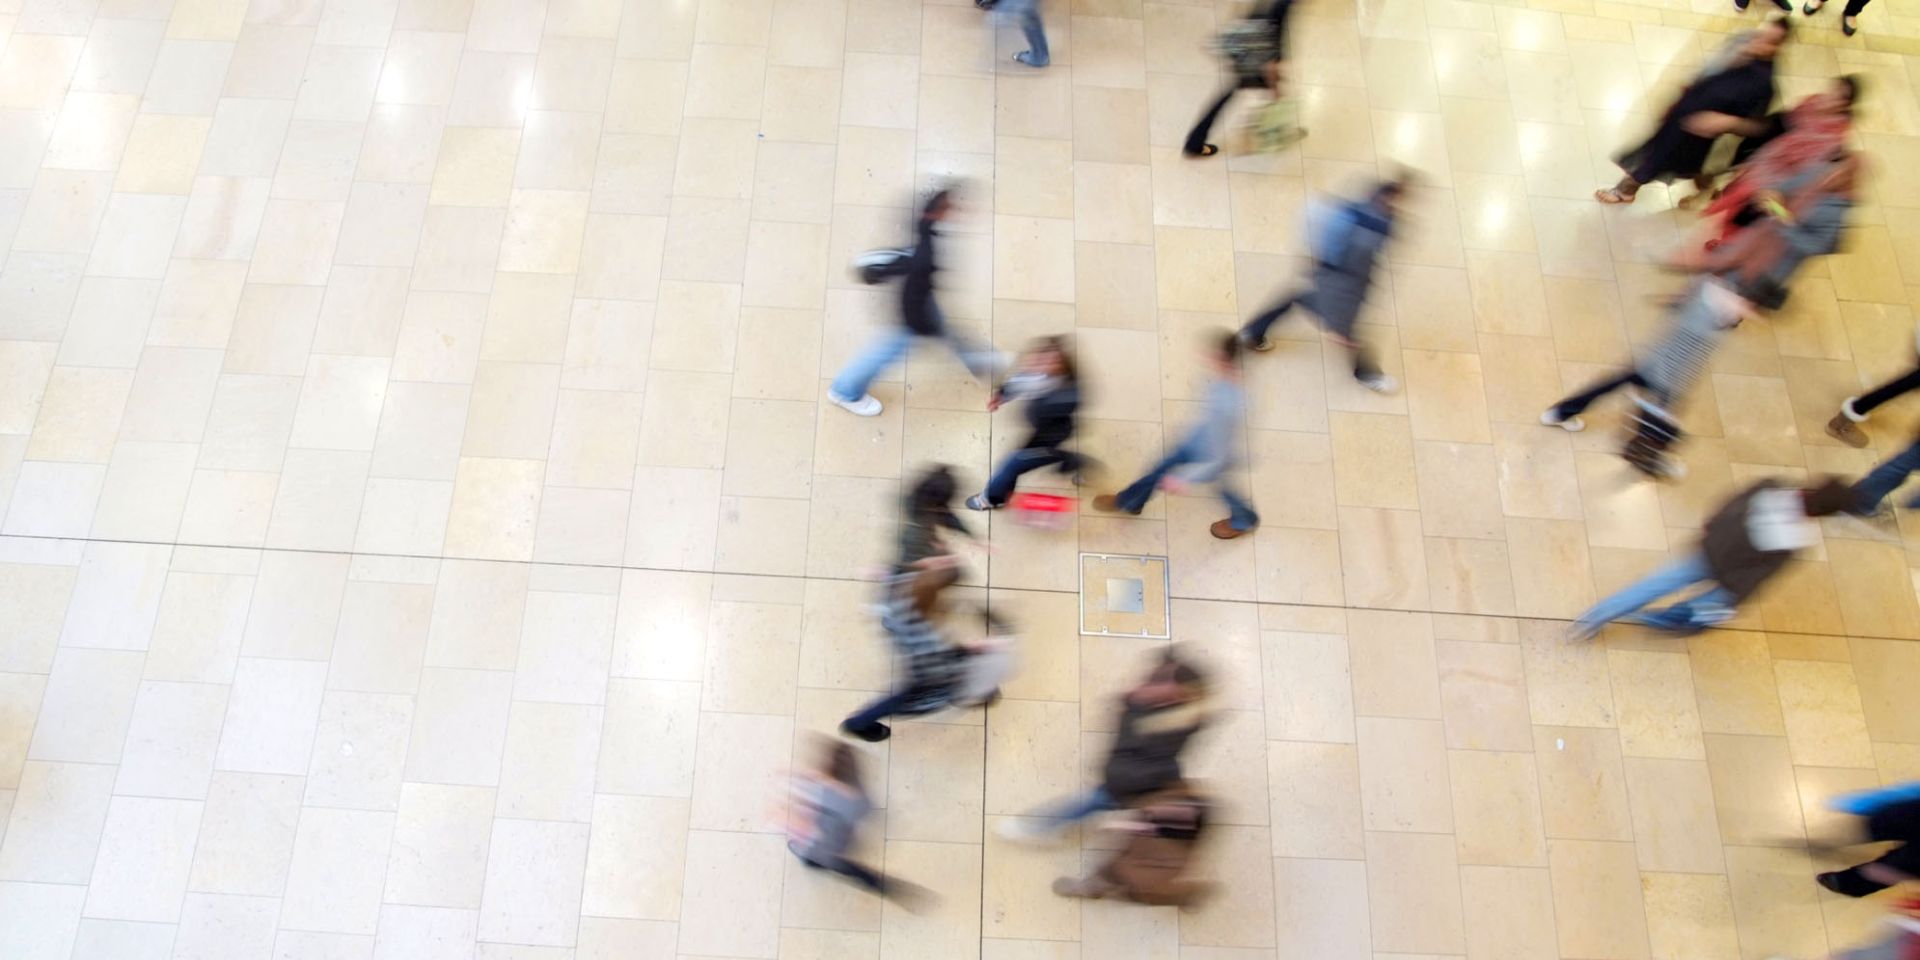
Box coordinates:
[786,738,924,904]
[966,336,1089,512]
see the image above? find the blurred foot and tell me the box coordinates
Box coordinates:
[1358,373,1398,394]
[965,493,994,511]
[839,720,891,742]
[996,818,1057,845]
[1843,14,1858,34]
[1540,408,1585,432]
[830,392,882,416]
[1238,330,1274,352]
[1014,50,1049,67]
[1210,519,1252,540]
[1051,875,1114,899]
[1091,493,1138,515]
[1826,410,1869,447]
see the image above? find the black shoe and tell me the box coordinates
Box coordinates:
[1843,15,1858,34]
[1733,0,1749,10]
[840,720,891,742]
[1802,0,1822,12]
[1816,871,1845,894]
[1771,0,1791,9]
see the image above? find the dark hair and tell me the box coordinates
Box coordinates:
[910,464,957,518]
[1157,647,1209,695]
[1763,14,1792,40]
[923,187,954,220]
[824,741,862,791]
[1033,335,1078,384]
[1215,329,1243,366]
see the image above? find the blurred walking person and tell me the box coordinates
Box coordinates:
[1595,18,1787,205]
[1801,0,1871,36]
[839,566,1001,742]
[1185,0,1298,158]
[983,0,1049,66]
[785,738,926,904]
[1816,785,1920,897]
[1000,649,1211,842]
[1092,332,1259,539]
[1569,478,1855,640]
[894,464,981,574]
[1051,783,1214,907]
[832,188,1002,417]
[967,336,1087,511]
[1844,431,1920,517]
[1238,177,1406,394]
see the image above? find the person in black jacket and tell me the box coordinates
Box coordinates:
[1568,478,1854,640]
[999,649,1211,843]
[966,336,1087,511]
[1185,0,1295,158]
[828,188,1002,417]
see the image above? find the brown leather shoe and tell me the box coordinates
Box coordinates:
[1826,413,1869,448]
[1091,494,1122,513]
[1210,519,1251,540]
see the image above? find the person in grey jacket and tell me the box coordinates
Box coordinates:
[1238,177,1407,394]
[1092,332,1257,539]
[786,738,925,905]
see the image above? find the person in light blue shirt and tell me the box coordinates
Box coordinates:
[1092,331,1258,539]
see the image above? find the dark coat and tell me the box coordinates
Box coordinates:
[1701,480,1798,602]
[1617,58,1776,184]
[901,212,941,335]
[1100,698,1209,803]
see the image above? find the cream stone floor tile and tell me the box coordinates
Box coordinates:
[1338,506,1429,612]
[1330,412,1418,510]
[1273,856,1371,958]
[1724,845,1828,960]
[1433,639,1530,752]
[1261,629,1357,743]
[886,720,984,843]
[1534,723,1633,842]
[1268,740,1365,860]
[1688,632,1786,737]
[1448,749,1545,867]
[1609,648,1705,760]
[1357,717,1452,833]
[1774,659,1876,770]
[1364,832,1465,956]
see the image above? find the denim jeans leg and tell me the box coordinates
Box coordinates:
[830,328,915,403]
[842,688,915,733]
[1851,438,1920,512]
[1631,585,1738,632]
[1040,786,1117,824]
[1241,292,1297,343]
[984,448,1059,505]
[1114,444,1196,514]
[1571,551,1715,636]
[1020,6,1050,63]
[1217,477,1260,531]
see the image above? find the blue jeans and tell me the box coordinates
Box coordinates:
[1034,786,1117,828]
[1113,438,1259,531]
[1850,437,1920,513]
[828,313,1000,403]
[983,446,1079,505]
[1572,551,1736,637]
[996,0,1049,64]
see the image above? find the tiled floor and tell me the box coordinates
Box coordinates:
[4,0,1920,956]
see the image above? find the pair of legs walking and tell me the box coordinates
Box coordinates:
[1818,800,1920,897]
[839,688,915,742]
[989,0,1048,65]
[1239,294,1385,384]
[1849,437,1920,515]
[980,446,1083,507]
[829,320,1002,410]
[1107,439,1259,533]
[1571,551,1736,640]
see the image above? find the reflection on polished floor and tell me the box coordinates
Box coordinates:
[4,0,1920,955]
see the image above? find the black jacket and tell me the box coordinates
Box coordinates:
[1700,481,1798,603]
[1002,380,1079,452]
[901,212,941,335]
[1101,697,1209,803]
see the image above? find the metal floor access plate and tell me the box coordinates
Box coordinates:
[1078,553,1171,638]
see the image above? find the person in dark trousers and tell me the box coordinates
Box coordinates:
[785,738,926,905]
[839,566,983,743]
[1050,783,1214,907]
[1829,344,1920,448]
[1545,151,1858,476]
[1595,18,1787,205]
[1568,478,1855,640]
[1802,0,1871,36]
[999,649,1211,843]
[829,188,1001,417]
[1844,432,1920,517]
[1184,0,1295,158]
[1239,177,1405,394]
[1818,795,1920,897]
[966,336,1086,511]
[1092,332,1259,539]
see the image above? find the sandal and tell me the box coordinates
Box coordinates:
[1803,0,1823,11]
[1183,143,1220,158]
[1594,186,1635,205]
[1843,15,1858,34]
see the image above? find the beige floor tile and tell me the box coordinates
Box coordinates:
[880,840,981,960]
[1608,648,1705,760]
[1347,610,1441,720]
[1433,639,1531,752]
[1505,517,1595,620]
[1364,832,1465,955]
[1700,734,1804,849]
[1623,756,1725,874]
[1490,420,1583,520]
[1825,538,1920,640]
[1642,872,1741,960]
[1723,845,1828,960]
[981,815,1079,942]
[1268,741,1365,860]
[1274,856,1372,958]
[984,698,1079,817]
[1548,838,1650,960]
[1357,717,1452,833]
[1532,723,1633,842]
[1411,441,1503,540]
[1448,750,1545,867]
[1685,630,1786,736]
[1448,867,1551,960]
[1338,506,1430,612]
[886,721,984,843]
[1261,630,1357,744]
[1330,412,1418,510]
[1774,659,1876,770]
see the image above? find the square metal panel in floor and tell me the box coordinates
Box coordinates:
[1078,553,1171,638]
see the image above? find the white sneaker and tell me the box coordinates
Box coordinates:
[995,818,1054,845]
[1540,409,1586,432]
[830,392,882,416]
[1358,373,1398,394]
